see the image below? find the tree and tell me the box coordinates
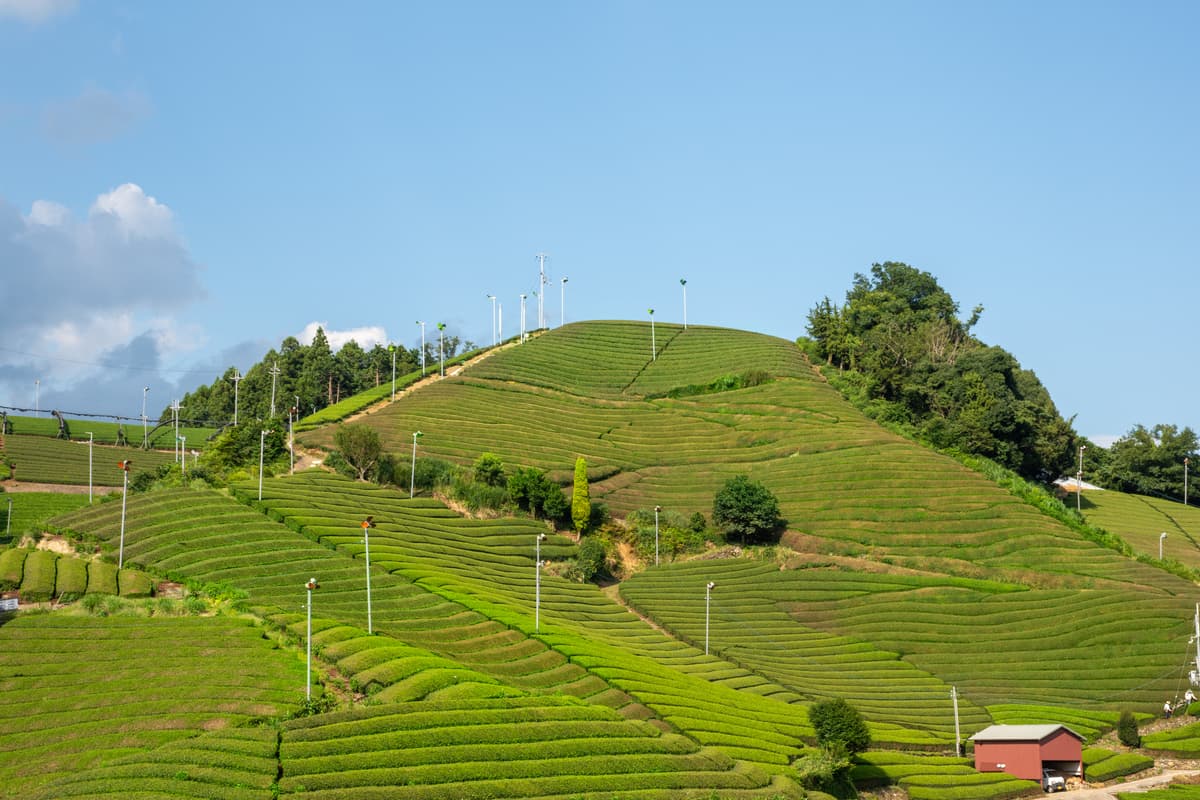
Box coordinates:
[809,698,871,756]
[712,475,781,544]
[334,423,382,481]
[1117,710,1141,748]
[473,452,506,487]
[1097,423,1199,500]
[572,457,591,535]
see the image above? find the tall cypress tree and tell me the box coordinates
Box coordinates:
[571,456,591,535]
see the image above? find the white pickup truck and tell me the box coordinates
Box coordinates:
[1042,769,1066,793]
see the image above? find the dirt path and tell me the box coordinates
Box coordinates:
[1,480,114,494]
[1066,770,1200,799]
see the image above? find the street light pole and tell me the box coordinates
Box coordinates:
[1161,532,1168,560]
[705,581,715,655]
[536,533,546,632]
[232,370,242,426]
[437,323,446,377]
[259,429,271,501]
[410,431,423,498]
[362,517,374,634]
[1077,445,1086,513]
[179,436,186,475]
[519,294,527,343]
[34,379,39,416]
[5,497,11,541]
[561,278,568,327]
[389,344,397,401]
[654,505,661,566]
[86,432,93,503]
[118,460,132,569]
[416,321,426,377]
[648,309,656,360]
[680,278,687,329]
[142,386,149,448]
[488,295,497,346]
[1186,458,1190,506]
[305,577,319,700]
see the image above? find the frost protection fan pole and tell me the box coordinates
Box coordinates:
[536,533,546,632]
[118,460,132,569]
[362,518,374,634]
[305,577,320,700]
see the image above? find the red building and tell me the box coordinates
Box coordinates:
[970,724,1083,781]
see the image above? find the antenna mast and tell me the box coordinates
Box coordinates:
[536,252,548,329]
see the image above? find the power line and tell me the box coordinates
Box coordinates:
[0,346,228,376]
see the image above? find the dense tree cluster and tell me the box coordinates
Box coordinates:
[1092,423,1198,501]
[712,475,781,543]
[171,328,471,426]
[803,262,1077,481]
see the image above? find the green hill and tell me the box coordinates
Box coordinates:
[7,319,1200,798]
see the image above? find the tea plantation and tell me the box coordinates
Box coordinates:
[6,320,1200,798]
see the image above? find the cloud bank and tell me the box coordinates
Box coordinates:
[0,0,76,24]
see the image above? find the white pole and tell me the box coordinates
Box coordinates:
[654,505,661,566]
[5,497,11,541]
[437,323,445,377]
[362,519,373,634]
[118,462,130,569]
[951,686,962,756]
[269,361,280,417]
[705,581,715,655]
[34,379,39,416]
[649,309,656,360]
[498,302,503,341]
[681,278,688,329]
[410,431,422,498]
[305,577,318,700]
[1186,458,1190,506]
[1077,445,1086,513]
[417,321,426,376]
[142,386,149,447]
[1161,532,1168,560]
[489,295,497,346]
[87,432,94,504]
[172,399,180,462]
[537,252,547,329]
[390,344,396,400]
[259,430,269,501]
[289,411,295,475]
[536,533,546,632]
[561,277,568,327]
[180,437,186,475]
[520,295,527,342]
[232,370,242,426]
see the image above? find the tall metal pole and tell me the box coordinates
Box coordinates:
[951,686,962,756]
[34,379,39,416]
[681,278,688,329]
[488,295,497,346]
[654,505,661,566]
[5,497,11,541]
[537,252,548,329]
[269,361,280,417]
[1077,445,1086,513]
[179,436,186,475]
[1161,532,1168,560]
[259,429,269,501]
[498,302,503,341]
[648,309,656,360]
[410,431,422,498]
[232,370,242,425]
[437,323,446,377]
[305,577,318,700]
[87,432,94,503]
[705,581,715,655]
[362,518,374,634]
[536,533,546,632]
[1186,458,1190,506]
[416,321,426,376]
[520,295,527,342]
[172,399,181,462]
[142,386,149,447]
[118,460,131,569]
[390,344,397,400]
[289,410,295,475]
[561,278,568,327]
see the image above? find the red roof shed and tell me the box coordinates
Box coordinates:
[970,724,1083,781]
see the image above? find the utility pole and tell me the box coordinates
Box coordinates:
[681,278,688,329]
[536,252,548,330]
[416,321,426,376]
[171,399,181,462]
[269,361,281,417]
[488,294,497,346]
[231,370,242,425]
[561,277,568,327]
[1077,445,1086,513]
[1186,458,1190,506]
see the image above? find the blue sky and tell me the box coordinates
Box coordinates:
[0,1,1196,447]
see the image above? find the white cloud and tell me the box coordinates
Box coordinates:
[298,322,389,352]
[42,86,150,147]
[0,0,76,24]
[0,185,205,416]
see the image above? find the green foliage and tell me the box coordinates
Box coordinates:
[572,456,591,535]
[1118,709,1141,747]
[411,457,456,493]
[507,466,567,522]
[712,474,781,544]
[576,536,607,582]
[473,452,506,487]
[1096,423,1197,501]
[806,262,1076,481]
[809,698,871,755]
[1084,751,1154,782]
[794,746,852,794]
[333,422,383,481]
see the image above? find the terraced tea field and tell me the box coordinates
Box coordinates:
[1,433,181,485]
[1081,490,1200,569]
[0,414,216,449]
[0,491,89,545]
[0,613,303,800]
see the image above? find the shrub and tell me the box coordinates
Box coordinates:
[411,457,456,492]
[809,698,871,755]
[1118,710,1141,747]
[473,453,505,487]
[576,537,607,582]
